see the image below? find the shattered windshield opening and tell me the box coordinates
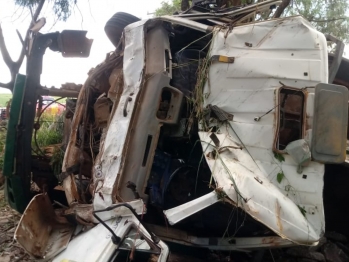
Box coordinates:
[276,88,305,150]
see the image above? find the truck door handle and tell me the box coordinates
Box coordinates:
[123,97,132,117]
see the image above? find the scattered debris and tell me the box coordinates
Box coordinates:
[0,190,34,262]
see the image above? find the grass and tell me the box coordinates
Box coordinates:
[32,112,65,176]
[0,94,12,107]
[0,128,5,172]
[33,113,64,148]
[0,111,65,173]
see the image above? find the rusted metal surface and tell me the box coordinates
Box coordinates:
[146,224,293,250]
[61,50,124,205]
[14,194,75,260]
[94,94,112,128]
[38,87,80,98]
[62,78,89,204]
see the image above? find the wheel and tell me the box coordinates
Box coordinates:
[104,12,140,48]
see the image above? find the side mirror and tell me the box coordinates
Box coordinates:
[312,83,348,163]
[58,30,93,57]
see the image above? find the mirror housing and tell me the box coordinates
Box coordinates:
[58,30,93,57]
[312,83,348,163]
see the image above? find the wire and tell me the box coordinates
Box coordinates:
[93,203,160,245]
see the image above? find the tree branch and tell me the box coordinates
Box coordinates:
[0,81,11,89]
[0,0,46,91]
[273,0,291,18]
[31,0,46,27]
[17,0,46,66]
[181,0,190,11]
[0,24,15,69]
[309,17,347,23]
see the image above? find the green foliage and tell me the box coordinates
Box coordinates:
[155,0,183,16]
[0,94,12,107]
[15,0,75,21]
[276,171,284,183]
[155,0,348,42]
[33,112,64,148]
[52,0,72,21]
[33,112,65,175]
[273,152,285,162]
[286,0,349,43]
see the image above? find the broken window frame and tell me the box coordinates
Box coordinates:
[273,86,307,153]
[109,222,162,261]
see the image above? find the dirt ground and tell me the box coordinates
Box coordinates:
[0,188,34,262]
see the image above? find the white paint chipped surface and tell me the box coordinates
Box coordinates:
[199,16,327,245]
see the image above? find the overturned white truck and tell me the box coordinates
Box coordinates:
[13,1,348,261]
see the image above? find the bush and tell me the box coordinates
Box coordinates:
[32,112,65,177]
[33,112,64,148]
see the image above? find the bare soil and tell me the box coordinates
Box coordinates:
[0,189,34,262]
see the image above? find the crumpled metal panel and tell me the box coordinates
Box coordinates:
[52,215,169,262]
[92,20,148,217]
[199,16,328,245]
[15,194,75,261]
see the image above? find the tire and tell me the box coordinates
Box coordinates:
[104,12,140,48]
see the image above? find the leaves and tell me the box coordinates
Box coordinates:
[274,152,285,162]
[277,172,285,183]
[286,0,349,43]
[15,0,74,22]
[155,0,182,16]
[297,205,307,217]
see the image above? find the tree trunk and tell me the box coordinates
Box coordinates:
[181,0,190,11]
[0,172,4,187]
[273,0,291,18]
[0,0,46,91]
